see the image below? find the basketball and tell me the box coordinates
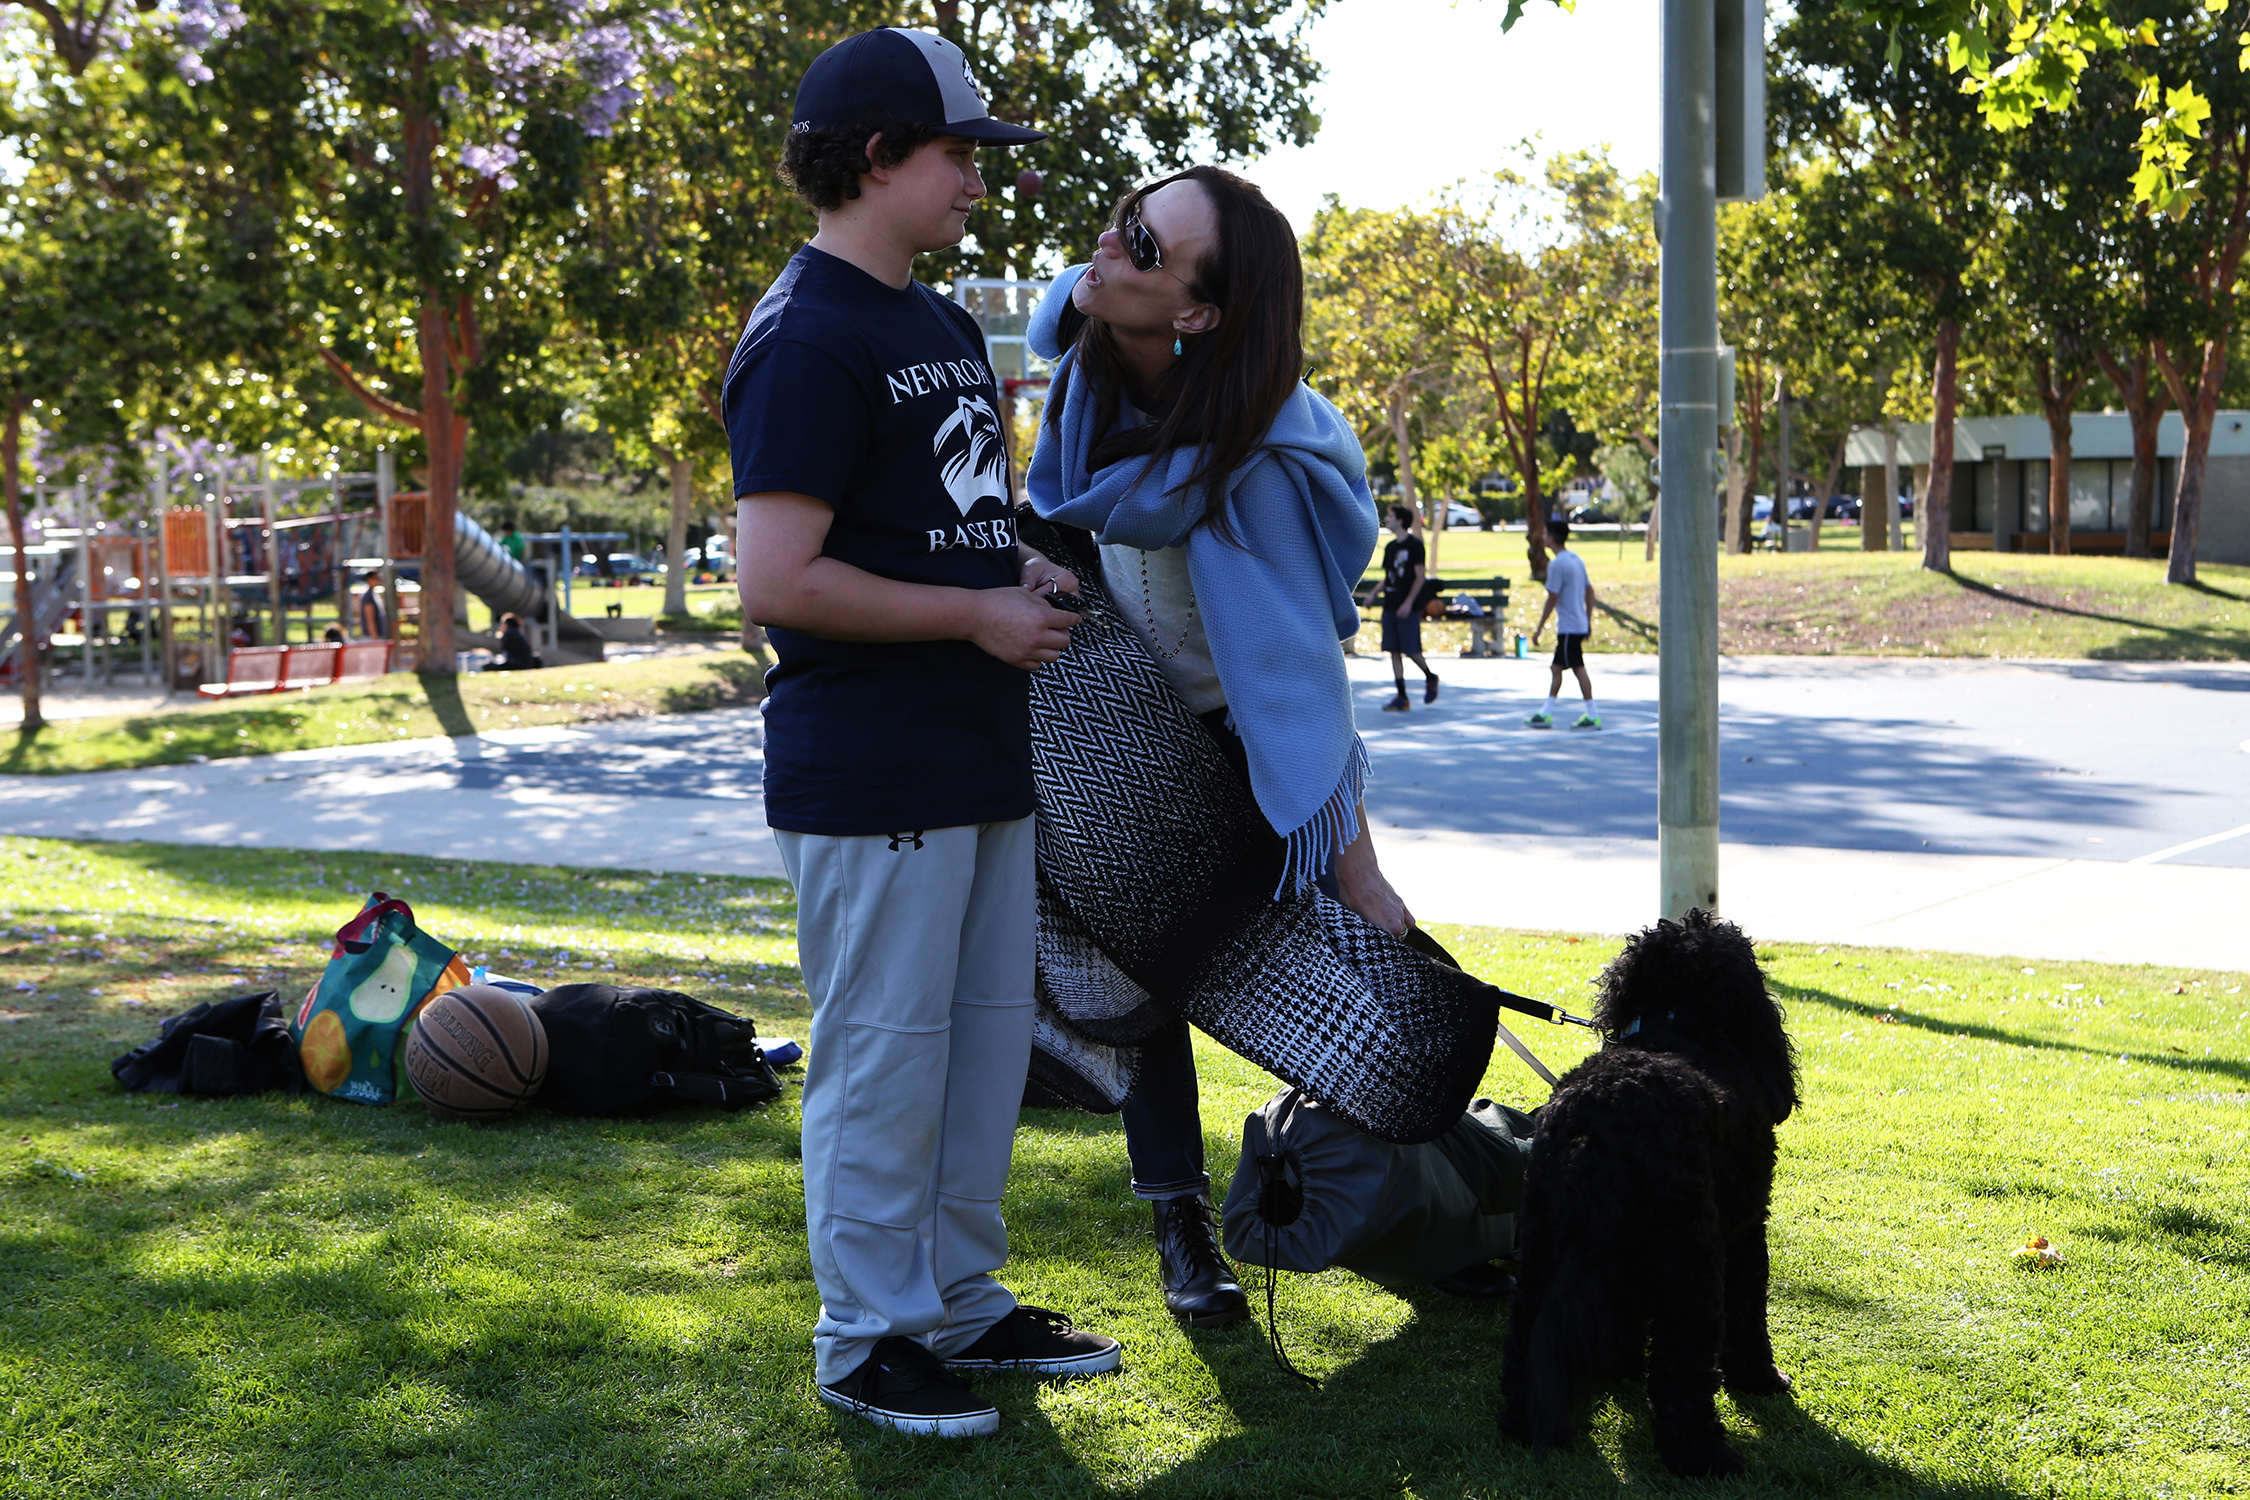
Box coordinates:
[405,985,548,1121]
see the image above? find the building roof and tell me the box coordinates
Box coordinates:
[1846,411,2250,466]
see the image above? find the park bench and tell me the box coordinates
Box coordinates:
[196,640,393,699]
[1355,574,1512,657]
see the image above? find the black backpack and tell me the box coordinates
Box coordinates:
[528,984,782,1115]
[111,991,306,1097]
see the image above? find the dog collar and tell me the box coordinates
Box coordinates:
[1613,1010,1674,1042]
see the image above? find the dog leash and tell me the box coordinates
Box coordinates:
[1493,1015,1559,1087]
[1401,925,1592,1086]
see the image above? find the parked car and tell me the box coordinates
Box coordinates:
[576,551,655,583]
[1568,502,1616,525]
[1442,501,1484,530]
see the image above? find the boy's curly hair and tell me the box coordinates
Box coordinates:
[782,118,944,211]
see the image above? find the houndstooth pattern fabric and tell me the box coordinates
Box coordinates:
[1024,513,1497,1144]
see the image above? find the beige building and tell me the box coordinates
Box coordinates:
[1845,412,2250,563]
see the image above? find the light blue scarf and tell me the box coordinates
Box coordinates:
[1025,266,1380,892]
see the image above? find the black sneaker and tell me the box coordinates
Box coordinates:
[1381,693,1410,712]
[942,1305,1122,1376]
[1424,673,1440,704]
[818,1336,999,1437]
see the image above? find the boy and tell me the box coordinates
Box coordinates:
[1527,518,1599,729]
[1371,504,1437,710]
[723,28,1117,1439]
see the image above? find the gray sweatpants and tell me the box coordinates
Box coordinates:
[774,817,1037,1386]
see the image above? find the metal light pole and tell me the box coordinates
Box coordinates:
[1658,0,1723,920]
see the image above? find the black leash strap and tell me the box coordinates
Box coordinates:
[1253,1092,1319,1391]
[1400,925,1599,1030]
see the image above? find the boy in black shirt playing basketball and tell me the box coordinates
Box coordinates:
[724,28,1118,1438]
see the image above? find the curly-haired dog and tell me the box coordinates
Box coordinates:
[1498,909,1798,1477]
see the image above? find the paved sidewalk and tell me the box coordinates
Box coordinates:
[0,654,2242,971]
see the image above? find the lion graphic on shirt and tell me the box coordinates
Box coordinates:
[932,393,1009,516]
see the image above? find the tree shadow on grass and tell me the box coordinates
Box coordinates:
[654,657,765,715]
[1773,979,2250,1087]
[1595,598,1659,647]
[418,670,477,739]
[1942,571,2250,661]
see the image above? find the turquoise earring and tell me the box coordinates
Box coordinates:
[1173,336,1183,356]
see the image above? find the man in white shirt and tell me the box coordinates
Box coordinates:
[1527,518,1599,729]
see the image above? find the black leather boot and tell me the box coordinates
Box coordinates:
[1152,1192,1249,1328]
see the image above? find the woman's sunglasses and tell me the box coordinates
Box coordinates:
[1122,205,1200,297]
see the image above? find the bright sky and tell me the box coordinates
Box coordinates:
[1245,0,1660,232]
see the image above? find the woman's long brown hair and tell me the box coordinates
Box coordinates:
[1046,165,1305,541]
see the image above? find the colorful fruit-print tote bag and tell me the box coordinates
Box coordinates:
[292,893,469,1104]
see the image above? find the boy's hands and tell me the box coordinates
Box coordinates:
[968,586,1077,671]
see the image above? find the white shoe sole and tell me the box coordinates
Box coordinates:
[944,1339,1123,1377]
[816,1383,999,1437]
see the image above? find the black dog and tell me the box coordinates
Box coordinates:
[1498,909,1798,1477]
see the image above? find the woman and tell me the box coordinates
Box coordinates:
[1025,167,1412,1328]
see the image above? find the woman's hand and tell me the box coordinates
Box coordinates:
[1019,544,1080,600]
[1335,807,1412,937]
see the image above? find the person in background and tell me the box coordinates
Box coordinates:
[501,526,526,562]
[1368,502,1437,711]
[1527,517,1599,729]
[484,612,542,671]
[355,572,387,640]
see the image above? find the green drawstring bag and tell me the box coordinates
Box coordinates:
[291,893,470,1105]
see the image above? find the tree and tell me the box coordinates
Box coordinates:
[1,15,223,728]
[1440,149,1643,580]
[1776,0,2004,573]
[1302,201,1457,561]
[2141,13,2250,585]
[186,0,689,673]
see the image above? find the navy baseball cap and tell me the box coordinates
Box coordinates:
[793,28,1046,145]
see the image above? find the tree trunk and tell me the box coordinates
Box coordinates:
[2031,352,2086,557]
[1872,424,1898,551]
[1774,374,1792,547]
[1728,361,1765,555]
[1390,391,1432,572]
[3,403,42,732]
[1645,482,1659,560]
[1813,434,1845,551]
[2095,345,2168,558]
[664,451,692,616]
[1721,420,1745,554]
[1924,319,1960,571]
[415,296,462,673]
[402,76,459,675]
[2154,334,2228,586]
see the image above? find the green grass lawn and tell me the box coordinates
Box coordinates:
[2,836,2244,1498]
[0,651,766,776]
[1365,532,2250,662]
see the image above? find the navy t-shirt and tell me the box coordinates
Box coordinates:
[722,246,1030,836]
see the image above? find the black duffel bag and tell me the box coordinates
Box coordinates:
[1220,1086,1535,1287]
[529,984,782,1115]
[111,991,305,1097]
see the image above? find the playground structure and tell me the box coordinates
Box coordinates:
[0,446,615,703]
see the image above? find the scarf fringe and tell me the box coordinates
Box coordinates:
[1275,737,1368,898]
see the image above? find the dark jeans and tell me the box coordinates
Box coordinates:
[1121,708,1340,1201]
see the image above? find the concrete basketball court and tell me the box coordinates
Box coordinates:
[0,653,2243,971]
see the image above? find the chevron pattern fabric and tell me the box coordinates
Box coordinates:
[1023,514,1498,1144]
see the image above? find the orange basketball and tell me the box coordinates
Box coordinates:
[405,985,548,1121]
